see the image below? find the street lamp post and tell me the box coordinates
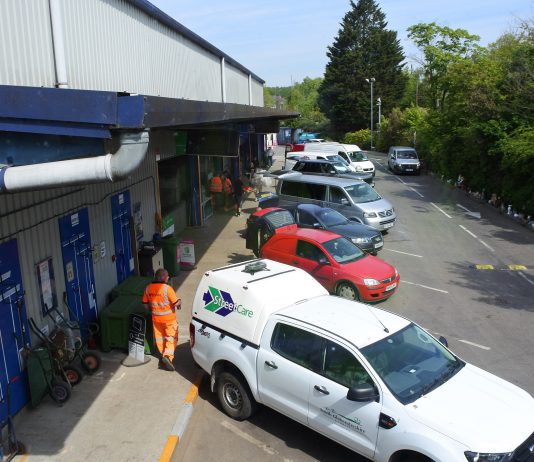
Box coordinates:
[365,78,375,150]
[377,97,381,145]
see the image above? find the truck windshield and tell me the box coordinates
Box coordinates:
[397,150,418,159]
[348,151,369,162]
[344,183,381,203]
[360,323,464,405]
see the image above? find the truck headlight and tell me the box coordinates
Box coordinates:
[364,278,380,286]
[464,451,514,462]
[364,212,377,218]
[352,237,371,244]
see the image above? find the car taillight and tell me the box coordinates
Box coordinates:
[189,323,195,348]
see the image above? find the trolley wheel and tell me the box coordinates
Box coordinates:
[64,364,83,386]
[50,379,71,405]
[81,351,101,374]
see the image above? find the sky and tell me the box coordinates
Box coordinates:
[149,0,533,87]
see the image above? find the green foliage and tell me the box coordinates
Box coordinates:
[318,0,406,134]
[407,22,481,109]
[263,87,274,108]
[343,129,371,149]
[282,78,329,131]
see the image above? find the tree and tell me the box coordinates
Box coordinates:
[282,78,329,131]
[317,0,406,136]
[407,22,481,109]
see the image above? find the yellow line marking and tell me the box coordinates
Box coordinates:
[508,264,527,270]
[185,371,203,404]
[475,265,494,270]
[18,454,29,462]
[158,371,204,462]
[159,435,179,462]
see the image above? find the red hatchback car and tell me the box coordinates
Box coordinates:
[260,228,399,302]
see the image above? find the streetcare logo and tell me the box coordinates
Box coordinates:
[202,286,253,318]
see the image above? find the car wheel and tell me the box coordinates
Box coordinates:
[217,371,257,421]
[336,282,360,301]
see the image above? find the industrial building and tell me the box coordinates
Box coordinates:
[0,0,295,416]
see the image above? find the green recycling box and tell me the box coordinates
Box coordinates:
[110,276,153,301]
[159,236,181,276]
[99,295,154,354]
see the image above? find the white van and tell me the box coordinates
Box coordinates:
[191,259,534,462]
[304,142,375,176]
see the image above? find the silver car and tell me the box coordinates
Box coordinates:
[387,146,421,175]
[276,173,396,231]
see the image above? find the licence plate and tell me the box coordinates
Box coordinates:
[405,168,413,172]
[374,242,383,249]
[385,282,397,291]
[383,222,394,229]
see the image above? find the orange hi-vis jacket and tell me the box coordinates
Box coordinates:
[142,282,179,323]
[224,177,232,195]
[209,176,222,193]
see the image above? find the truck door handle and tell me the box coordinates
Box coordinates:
[314,385,330,395]
[265,361,278,369]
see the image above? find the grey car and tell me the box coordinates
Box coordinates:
[276,173,396,232]
[387,146,421,175]
[283,203,384,254]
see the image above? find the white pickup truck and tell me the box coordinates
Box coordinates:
[190,259,534,462]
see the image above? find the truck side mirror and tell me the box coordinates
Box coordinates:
[347,383,378,402]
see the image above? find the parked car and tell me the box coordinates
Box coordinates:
[284,152,357,172]
[387,146,421,175]
[276,174,396,232]
[260,227,399,302]
[303,142,375,176]
[246,205,384,257]
[292,159,374,186]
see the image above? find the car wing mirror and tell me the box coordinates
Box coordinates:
[348,216,363,224]
[313,222,322,229]
[438,336,449,348]
[347,383,378,402]
[340,198,349,206]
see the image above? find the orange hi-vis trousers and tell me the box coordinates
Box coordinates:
[153,320,178,362]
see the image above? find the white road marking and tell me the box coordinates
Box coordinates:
[459,225,495,252]
[385,249,423,258]
[221,420,277,456]
[457,339,491,350]
[429,331,491,351]
[478,240,495,252]
[459,224,477,238]
[402,280,449,294]
[456,203,481,219]
[430,202,452,218]
[395,177,424,197]
[518,271,534,287]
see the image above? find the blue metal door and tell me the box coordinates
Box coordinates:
[0,239,30,419]
[58,209,97,338]
[111,190,134,284]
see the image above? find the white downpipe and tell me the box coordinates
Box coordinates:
[0,131,149,193]
[49,0,68,88]
[221,57,226,103]
[248,74,252,105]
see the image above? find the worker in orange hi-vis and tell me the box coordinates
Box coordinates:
[209,173,223,211]
[142,268,181,371]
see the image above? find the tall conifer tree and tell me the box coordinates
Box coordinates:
[318,0,406,135]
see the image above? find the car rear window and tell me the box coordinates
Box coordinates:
[266,210,294,229]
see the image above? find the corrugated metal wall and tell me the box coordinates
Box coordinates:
[0,133,163,341]
[250,79,264,107]
[0,0,56,87]
[225,64,250,105]
[0,0,265,106]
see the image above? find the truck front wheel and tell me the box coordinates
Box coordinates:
[217,371,257,421]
